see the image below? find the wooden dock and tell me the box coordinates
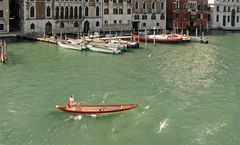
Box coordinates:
[36,37,57,44]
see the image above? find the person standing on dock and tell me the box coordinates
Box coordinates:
[54,34,57,43]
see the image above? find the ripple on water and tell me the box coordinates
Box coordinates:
[157,118,169,133]
[189,120,229,145]
[65,115,83,121]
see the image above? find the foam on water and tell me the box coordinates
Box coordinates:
[91,114,97,118]
[157,118,168,133]
[206,122,227,135]
[145,105,150,109]
[147,54,152,58]
[8,102,16,113]
[65,115,83,121]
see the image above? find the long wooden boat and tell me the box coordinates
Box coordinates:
[56,104,137,114]
[133,34,182,43]
[87,38,127,51]
[57,41,85,51]
[174,34,191,42]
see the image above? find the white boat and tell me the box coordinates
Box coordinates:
[192,29,208,44]
[66,39,84,45]
[57,41,85,51]
[191,36,208,44]
[110,39,139,49]
[86,44,121,54]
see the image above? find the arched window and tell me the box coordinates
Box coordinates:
[152,1,156,9]
[96,21,99,27]
[65,7,69,19]
[30,6,35,17]
[74,7,78,19]
[60,22,64,28]
[143,2,146,10]
[79,6,82,19]
[56,6,59,19]
[161,2,164,9]
[85,6,88,17]
[96,6,99,16]
[151,13,156,20]
[135,1,138,9]
[60,6,64,19]
[47,6,51,17]
[30,23,35,30]
[70,6,73,19]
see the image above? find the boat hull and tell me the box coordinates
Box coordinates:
[133,35,182,43]
[86,44,121,54]
[57,41,84,51]
[56,104,137,114]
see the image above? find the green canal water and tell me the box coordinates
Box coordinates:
[0,32,240,145]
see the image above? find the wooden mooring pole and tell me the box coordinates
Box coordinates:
[0,40,7,63]
[153,27,156,45]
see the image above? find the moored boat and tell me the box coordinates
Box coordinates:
[133,34,182,43]
[86,44,121,54]
[191,36,208,44]
[111,39,139,49]
[57,41,85,51]
[174,34,191,42]
[56,104,137,114]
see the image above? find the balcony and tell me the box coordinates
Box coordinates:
[188,9,197,12]
[103,24,131,31]
[152,9,157,13]
[113,3,124,7]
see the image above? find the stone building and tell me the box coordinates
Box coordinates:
[132,0,166,32]
[19,0,167,35]
[20,0,55,35]
[54,0,102,34]
[209,0,240,30]
[0,0,10,32]
[102,0,132,32]
[20,0,102,35]
[166,0,209,32]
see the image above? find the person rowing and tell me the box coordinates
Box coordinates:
[67,95,75,108]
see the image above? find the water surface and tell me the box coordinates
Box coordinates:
[0,32,240,145]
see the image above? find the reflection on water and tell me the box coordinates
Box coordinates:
[162,44,218,92]
[154,43,224,110]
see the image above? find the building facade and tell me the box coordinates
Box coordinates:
[0,0,10,32]
[209,0,240,30]
[166,0,208,32]
[20,0,166,34]
[102,0,132,32]
[132,0,166,32]
[20,0,103,35]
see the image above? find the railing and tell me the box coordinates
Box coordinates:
[103,24,131,31]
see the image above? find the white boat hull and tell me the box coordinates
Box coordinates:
[57,41,85,51]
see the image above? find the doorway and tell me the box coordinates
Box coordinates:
[45,22,52,36]
[83,21,90,33]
